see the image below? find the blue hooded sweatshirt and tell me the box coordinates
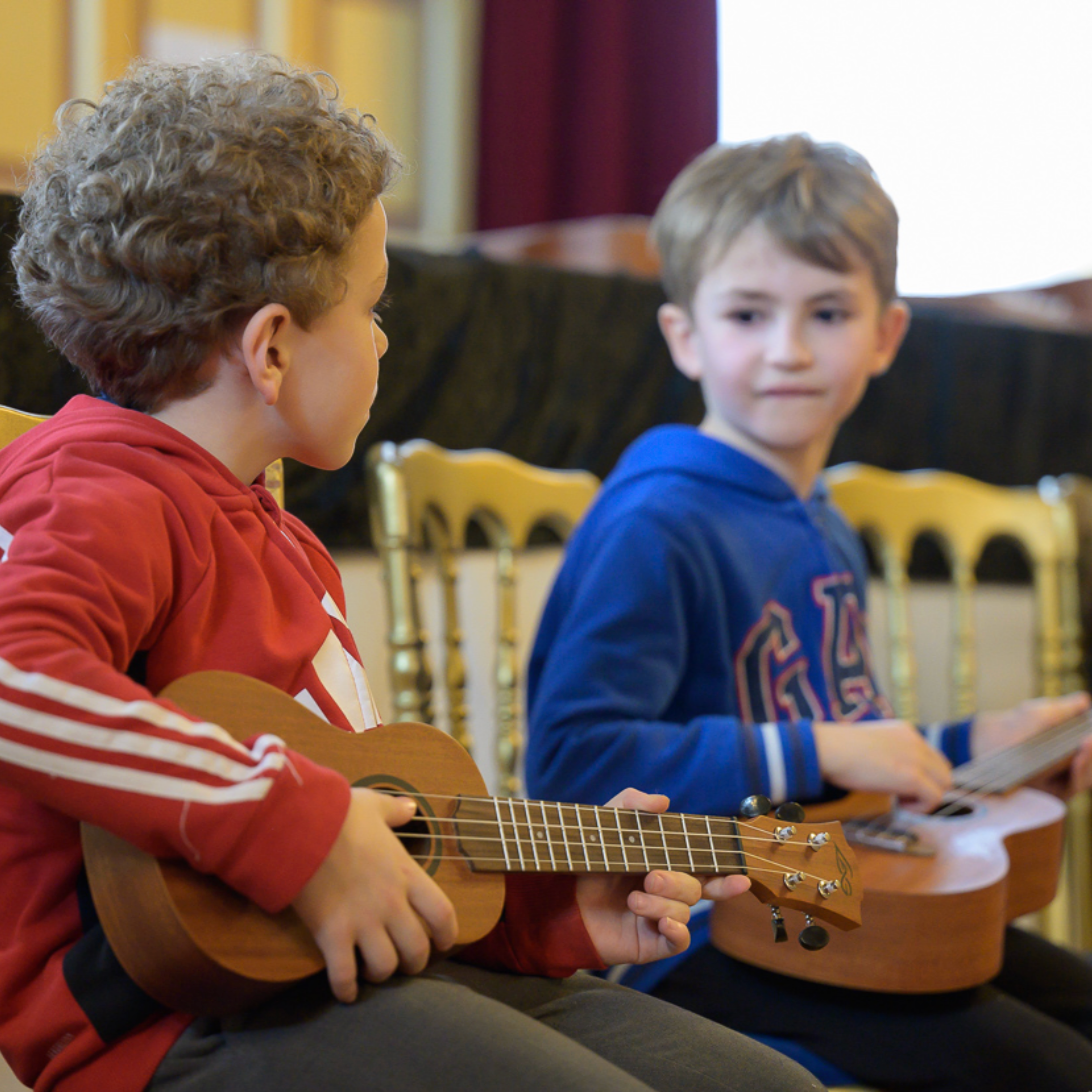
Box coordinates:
[526,425,971,990]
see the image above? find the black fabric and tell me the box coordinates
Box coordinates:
[286,245,696,548]
[126,649,149,689]
[651,926,1092,1091]
[0,194,91,413]
[5,192,1092,553]
[63,869,166,1043]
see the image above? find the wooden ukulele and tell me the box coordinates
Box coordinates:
[81,671,861,1016]
[711,710,1092,993]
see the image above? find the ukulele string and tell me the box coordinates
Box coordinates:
[844,709,1091,836]
[368,786,829,853]
[385,837,837,883]
[369,790,838,885]
[406,821,807,858]
[948,709,1091,798]
[933,709,1092,819]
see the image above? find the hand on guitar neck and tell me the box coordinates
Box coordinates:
[295,783,752,1003]
[971,691,1092,798]
[571,787,751,968]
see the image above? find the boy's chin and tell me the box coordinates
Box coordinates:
[305,441,360,473]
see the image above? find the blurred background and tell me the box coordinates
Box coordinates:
[3,0,1087,299]
[1,14,1092,1067]
[2,0,1092,755]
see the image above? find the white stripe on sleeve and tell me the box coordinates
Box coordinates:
[759,721,788,804]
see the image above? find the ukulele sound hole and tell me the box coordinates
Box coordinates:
[929,802,974,819]
[352,775,443,877]
[399,813,438,868]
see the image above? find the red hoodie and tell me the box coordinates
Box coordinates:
[0,396,599,1092]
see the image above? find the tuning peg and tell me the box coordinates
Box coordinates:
[775,801,805,822]
[770,906,788,943]
[799,915,830,952]
[739,794,772,818]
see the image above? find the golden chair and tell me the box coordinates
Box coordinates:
[0,405,48,447]
[262,458,286,509]
[366,439,599,796]
[827,462,1090,949]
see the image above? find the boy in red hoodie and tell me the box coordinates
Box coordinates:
[0,53,817,1092]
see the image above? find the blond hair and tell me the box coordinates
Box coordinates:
[13,52,400,412]
[651,134,898,309]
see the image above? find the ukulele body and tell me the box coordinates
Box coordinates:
[82,673,505,1015]
[711,787,1066,992]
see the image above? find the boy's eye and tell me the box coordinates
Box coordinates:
[815,307,851,323]
[727,309,762,324]
[371,291,392,319]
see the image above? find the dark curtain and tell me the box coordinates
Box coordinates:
[6,192,1092,558]
[476,0,719,230]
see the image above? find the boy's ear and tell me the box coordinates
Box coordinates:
[870,300,911,378]
[240,303,294,405]
[658,302,703,381]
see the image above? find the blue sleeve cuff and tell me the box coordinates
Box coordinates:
[778,719,825,803]
[917,717,973,766]
[743,719,825,807]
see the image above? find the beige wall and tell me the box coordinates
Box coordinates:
[0,0,479,237]
[0,0,68,188]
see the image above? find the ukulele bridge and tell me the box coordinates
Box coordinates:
[844,819,935,857]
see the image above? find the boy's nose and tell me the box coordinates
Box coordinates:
[766,322,812,367]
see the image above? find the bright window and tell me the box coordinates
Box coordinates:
[717,1,1092,296]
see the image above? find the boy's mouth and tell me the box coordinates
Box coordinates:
[760,386,823,397]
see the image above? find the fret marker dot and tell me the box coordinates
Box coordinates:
[627,835,636,844]
[536,830,544,839]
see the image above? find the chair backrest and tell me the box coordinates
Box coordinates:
[827,462,1089,951]
[1044,472,1092,954]
[0,405,48,449]
[0,403,285,507]
[1051,472,1092,688]
[263,459,286,509]
[826,462,1083,721]
[367,439,599,796]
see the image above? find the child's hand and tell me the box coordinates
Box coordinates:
[573,788,751,966]
[291,787,458,1003]
[972,692,1092,798]
[813,720,952,812]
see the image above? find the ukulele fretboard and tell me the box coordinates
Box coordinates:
[453,797,749,874]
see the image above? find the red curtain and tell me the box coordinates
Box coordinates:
[476,0,719,230]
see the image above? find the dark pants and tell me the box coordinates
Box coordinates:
[651,926,1092,1091]
[147,960,822,1092]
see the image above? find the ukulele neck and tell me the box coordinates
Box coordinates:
[453,797,749,874]
[953,710,1092,794]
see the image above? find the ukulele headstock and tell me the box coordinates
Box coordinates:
[736,806,862,939]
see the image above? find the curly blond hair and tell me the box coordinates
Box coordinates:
[13,52,400,412]
[652,135,898,311]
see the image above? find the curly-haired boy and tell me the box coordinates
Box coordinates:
[0,55,820,1092]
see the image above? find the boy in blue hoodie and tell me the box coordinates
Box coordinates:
[526,135,1092,1091]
